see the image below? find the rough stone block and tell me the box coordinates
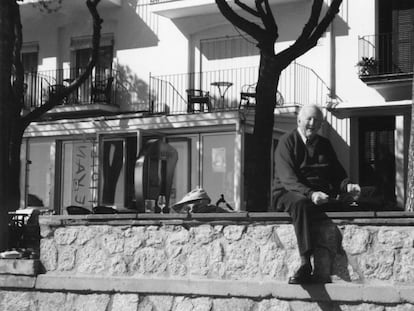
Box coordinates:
[0,291,36,311]
[212,297,254,311]
[111,293,139,311]
[342,226,371,255]
[36,292,67,311]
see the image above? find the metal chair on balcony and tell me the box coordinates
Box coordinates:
[239,83,256,109]
[186,89,212,113]
[48,83,76,105]
[92,76,114,104]
[239,83,284,109]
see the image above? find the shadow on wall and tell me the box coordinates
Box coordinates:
[115,63,150,112]
[303,215,351,311]
[322,119,349,175]
[116,0,159,50]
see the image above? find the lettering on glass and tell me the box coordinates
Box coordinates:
[72,143,93,207]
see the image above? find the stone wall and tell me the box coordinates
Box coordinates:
[0,213,413,310]
[1,290,413,311]
[39,215,414,285]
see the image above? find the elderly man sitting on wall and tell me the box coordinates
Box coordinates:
[272,104,361,284]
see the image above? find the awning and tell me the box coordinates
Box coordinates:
[328,99,412,118]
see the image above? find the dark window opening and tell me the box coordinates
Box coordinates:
[378,0,414,74]
[358,116,398,210]
[75,45,113,76]
[100,136,137,209]
[22,52,39,108]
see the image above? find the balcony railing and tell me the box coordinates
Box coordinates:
[149,62,331,115]
[358,31,414,77]
[18,68,120,112]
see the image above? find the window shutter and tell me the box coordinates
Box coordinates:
[392,4,414,73]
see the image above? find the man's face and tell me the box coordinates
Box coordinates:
[297,106,323,140]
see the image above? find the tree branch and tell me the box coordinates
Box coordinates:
[309,0,342,43]
[215,0,266,41]
[297,0,323,43]
[256,0,278,39]
[277,0,342,64]
[21,0,102,127]
[235,0,260,17]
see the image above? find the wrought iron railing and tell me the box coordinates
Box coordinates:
[17,68,121,110]
[18,64,331,116]
[149,62,331,115]
[358,31,414,77]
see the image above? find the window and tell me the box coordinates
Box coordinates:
[75,45,113,77]
[378,0,414,74]
[71,35,114,103]
[100,135,137,209]
[358,116,397,209]
[21,44,39,108]
[201,133,235,207]
[59,139,98,213]
[22,51,38,73]
[26,140,53,209]
[167,138,191,206]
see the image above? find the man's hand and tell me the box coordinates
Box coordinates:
[347,183,361,201]
[311,191,329,205]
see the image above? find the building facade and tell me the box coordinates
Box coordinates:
[19,0,413,213]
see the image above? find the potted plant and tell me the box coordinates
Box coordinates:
[357,57,378,76]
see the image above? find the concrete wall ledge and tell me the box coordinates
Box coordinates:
[40,211,414,227]
[0,275,404,304]
[0,274,36,288]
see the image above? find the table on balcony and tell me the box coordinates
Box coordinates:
[210,81,233,110]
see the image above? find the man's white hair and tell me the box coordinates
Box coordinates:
[297,104,324,120]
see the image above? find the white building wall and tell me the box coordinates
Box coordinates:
[19,0,410,210]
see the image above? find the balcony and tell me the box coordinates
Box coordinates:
[358,31,414,101]
[148,0,306,19]
[149,62,331,115]
[20,68,120,119]
[20,63,330,119]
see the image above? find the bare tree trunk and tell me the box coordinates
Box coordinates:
[405,63,414,211]
[247,52,281,211]
[0,0,15,251]
[0,0,103,251]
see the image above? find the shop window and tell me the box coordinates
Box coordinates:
[60,139,98,213]
[26,140,53,209]
[167,138,191,206]
[100,136,137,209]
[201,133,235,207]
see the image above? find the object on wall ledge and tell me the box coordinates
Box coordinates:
[171,188,234,214]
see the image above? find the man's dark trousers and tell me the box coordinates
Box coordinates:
[275,191,328,256]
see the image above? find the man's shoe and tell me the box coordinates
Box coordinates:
[288,264,312,284]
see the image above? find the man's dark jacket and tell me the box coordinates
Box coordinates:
[273,129,349,202]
